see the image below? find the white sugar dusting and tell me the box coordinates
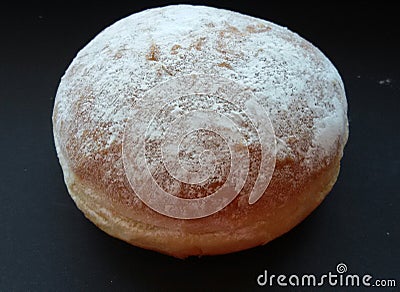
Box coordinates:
[378,78,392,85]
[53,4,348,175]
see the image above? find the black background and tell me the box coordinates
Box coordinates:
[1,1,399,291]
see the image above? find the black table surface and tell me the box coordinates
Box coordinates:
[1,1,399,291]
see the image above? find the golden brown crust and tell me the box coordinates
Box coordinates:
[57,132,342,258]
[52,5,349,257]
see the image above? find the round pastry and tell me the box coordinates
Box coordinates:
[52,5,348,258]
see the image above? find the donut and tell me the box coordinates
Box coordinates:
[52,5,348,258]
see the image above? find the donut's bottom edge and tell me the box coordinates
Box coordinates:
[62,155,341,259]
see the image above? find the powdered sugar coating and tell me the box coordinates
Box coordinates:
[53,5,348,214]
